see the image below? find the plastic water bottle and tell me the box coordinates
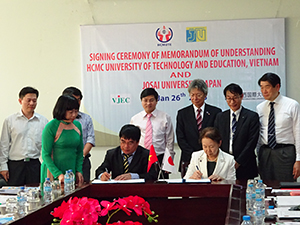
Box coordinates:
[64,170,71,194]
[246,183,255,214]
[43,178,53,204]
[69,169,75,191]
[241,215,253,225]
[17,186,27,215]
[253,198,265,225]
[255,180,265,200]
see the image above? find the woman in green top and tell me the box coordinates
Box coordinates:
[41,95,84,187]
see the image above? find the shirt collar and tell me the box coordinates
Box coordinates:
[267,93,282,104]
[143,108,157,118]
[193,103,205,113]
[230,106,242,117]
[17,110,38,120]
[120,148,137,157]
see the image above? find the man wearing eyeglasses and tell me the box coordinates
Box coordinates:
[176,79,221,178]
[214,83,259,180]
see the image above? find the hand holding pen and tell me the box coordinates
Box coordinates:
[190,165,203,180]
[101,168,111,181]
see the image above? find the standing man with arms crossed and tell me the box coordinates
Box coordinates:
[214,83,259,180]
[63,87,95,183]
[0,87,48,185]
[130,88,174,178]
[176,79,221,177]
[257,72,300,181]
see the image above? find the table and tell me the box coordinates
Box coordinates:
[8,181,244,225]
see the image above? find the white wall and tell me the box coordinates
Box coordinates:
[1,0,300,179]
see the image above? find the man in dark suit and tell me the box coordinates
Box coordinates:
[95,124,157,181]
[176,79,221,177]
[214,83,259,180]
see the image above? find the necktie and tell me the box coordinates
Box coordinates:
[197,108,202,131]
[144,114,153,149]
[232,113,237,138]
[268,102,276,149]
[123,154,130,173]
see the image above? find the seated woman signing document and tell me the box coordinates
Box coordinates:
[184,127,236,181]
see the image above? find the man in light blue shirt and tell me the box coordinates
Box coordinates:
[63,87,95,183]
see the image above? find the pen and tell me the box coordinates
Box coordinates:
[105,168,111,181]
[196,165,202,179]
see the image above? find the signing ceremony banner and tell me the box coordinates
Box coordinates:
[80,18,285,145]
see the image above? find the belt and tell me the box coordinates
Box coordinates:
[262,144,294,149]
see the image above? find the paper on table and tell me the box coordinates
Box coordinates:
[92,179,145,184]
[277,207,300,219]
[0,195,16,204]
[277,196,300,207]
[157,178,211,183]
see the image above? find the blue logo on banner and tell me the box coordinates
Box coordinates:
[156,26,173,43]
[186,27,207,42]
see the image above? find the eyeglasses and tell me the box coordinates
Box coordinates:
[225,96,241,102]
[190,93,205,99]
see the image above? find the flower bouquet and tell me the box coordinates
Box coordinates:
[51,196,158,225]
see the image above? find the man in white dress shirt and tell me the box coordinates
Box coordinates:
[130,88,174,178]
[257,73,300,181]
[0,87,48,185]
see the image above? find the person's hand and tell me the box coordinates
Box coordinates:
[208,174,224,181]
[0,170,9,182]
[100,172,111,181]
[76,172,84,187]
[114,173,131,180]
[190,170,203,180]
[235,161,240,169]
[58,174,64,183]
[293,161,300,180]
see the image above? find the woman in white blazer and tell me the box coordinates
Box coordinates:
[184,127,236,181]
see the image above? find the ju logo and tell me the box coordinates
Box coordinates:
[186,27,207,42]
[111,94,131,105]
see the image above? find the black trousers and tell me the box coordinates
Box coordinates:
[8,159,40,186]
[82,156,91,183]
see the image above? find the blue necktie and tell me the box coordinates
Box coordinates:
[232,113,237,138]
[268,102,276,149]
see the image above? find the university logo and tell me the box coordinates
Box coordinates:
[155,26,173,43]
[111,94,131,105]
[186,27,207,42]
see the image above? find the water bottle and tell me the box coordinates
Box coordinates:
[43,178,53,204]
[64,170,71,194]
[241,215,253,225]
[69,169,75,191]
[253,198,265,225]
[255,180,265,200]
[27,188,40,211]
[51,180,61,200]
[246,183,255,214]
[17,186,27,215]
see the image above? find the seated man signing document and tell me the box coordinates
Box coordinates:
[184,127,236,181]
[95,124,157,181]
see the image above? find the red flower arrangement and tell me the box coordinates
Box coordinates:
[51,196,158,225]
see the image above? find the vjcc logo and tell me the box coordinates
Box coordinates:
[111,94,131,105]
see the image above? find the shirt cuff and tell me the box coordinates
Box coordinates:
[0,163,8,171]
[130,173,139,179]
